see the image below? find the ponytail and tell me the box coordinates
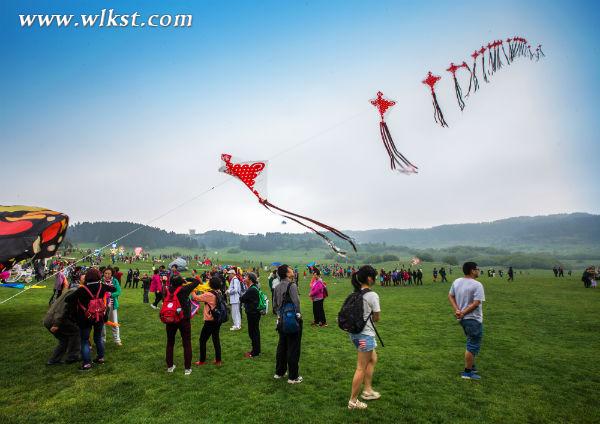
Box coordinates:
[351,265,377,292]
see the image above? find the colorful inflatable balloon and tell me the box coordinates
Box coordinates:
[0,206,69,271]
[134,247,143,256]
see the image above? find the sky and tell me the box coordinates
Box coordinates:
[1,0,599,235]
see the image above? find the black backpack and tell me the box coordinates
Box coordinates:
[337,288,384,346]
[337,288,372,334]
[208,290,229,324]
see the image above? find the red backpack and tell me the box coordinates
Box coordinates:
[160,286,183,324]
[79,284,107,323]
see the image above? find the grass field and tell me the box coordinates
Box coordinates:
[0,260,598,424]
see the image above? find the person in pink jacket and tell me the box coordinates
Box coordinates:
[309,269,327,327]
[149,269,163,309]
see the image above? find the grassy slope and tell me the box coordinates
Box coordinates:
[0,264,598,424]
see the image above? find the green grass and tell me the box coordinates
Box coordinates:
[0,264,598,423]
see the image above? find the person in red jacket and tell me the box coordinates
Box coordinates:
[164,276,200,375]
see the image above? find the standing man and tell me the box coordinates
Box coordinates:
[507,267,514,282]
[440,267,448,283]
[273,264,303,384]
[448,262,485,380]
[228,269,242,331]
[270,270,280,315]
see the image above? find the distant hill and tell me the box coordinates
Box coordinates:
[345,213,600,251]
[67,222,197,250]
[67,213,600,253]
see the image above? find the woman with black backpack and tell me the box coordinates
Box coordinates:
[162,275,200,375]
[193,277,224,366]
[346,265,381,410]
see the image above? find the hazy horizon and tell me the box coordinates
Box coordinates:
[67,211,598,236]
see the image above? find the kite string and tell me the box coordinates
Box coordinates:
[1,109,370,305]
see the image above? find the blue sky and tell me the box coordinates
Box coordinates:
[1,0,598,234]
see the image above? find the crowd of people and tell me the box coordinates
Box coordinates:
[42,260,388,409]
[35,254,598,411]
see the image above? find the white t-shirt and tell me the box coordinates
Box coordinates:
[449,277,485,323]
[360,290,381,337]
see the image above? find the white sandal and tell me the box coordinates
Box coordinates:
[361,390,381,400]
[348,399,368,410]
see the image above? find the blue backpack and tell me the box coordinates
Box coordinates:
[279,283,299,334]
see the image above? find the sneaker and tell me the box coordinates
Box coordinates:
[348,399,368,410]
[167,365,176,373]
[93,357,105,365]
[472,367,479,374]
[274,373,286,379]
[115,341,122,346]
[361,390,381,400]
[184,368,192,375]
[244,352,253,358]
[150,304,157,309]
[287,376,303,384]
[213,360,223,366]
[79,364,92,371]
[194,361,206,366]
[319,323,328,327]
[461,371,481,380]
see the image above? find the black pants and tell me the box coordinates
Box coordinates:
[275,321,302,380]
[143,289,149,303]
[152,292,163,307]
[247,313,261,356]
[312,299,326,325]
[199,320,222,362]
[48,330,80,363]
[166,319,192,369]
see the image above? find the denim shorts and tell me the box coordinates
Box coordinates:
[460,319,483,355]
[350,334,377,352]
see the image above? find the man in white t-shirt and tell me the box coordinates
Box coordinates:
[448,262,485,381]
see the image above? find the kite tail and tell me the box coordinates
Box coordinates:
[431,91,449,128]
[468,61,479,94]
[380,121,418,173]
[496,46,503,69]
[260,200,357,257]
[539,46,545,57]
[481,55,489,83]
[464,63,474,97]
[488,49,494,74]
[452,75,466,111]
[502,44,510,64]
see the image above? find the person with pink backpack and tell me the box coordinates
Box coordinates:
[68,268,116,371]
